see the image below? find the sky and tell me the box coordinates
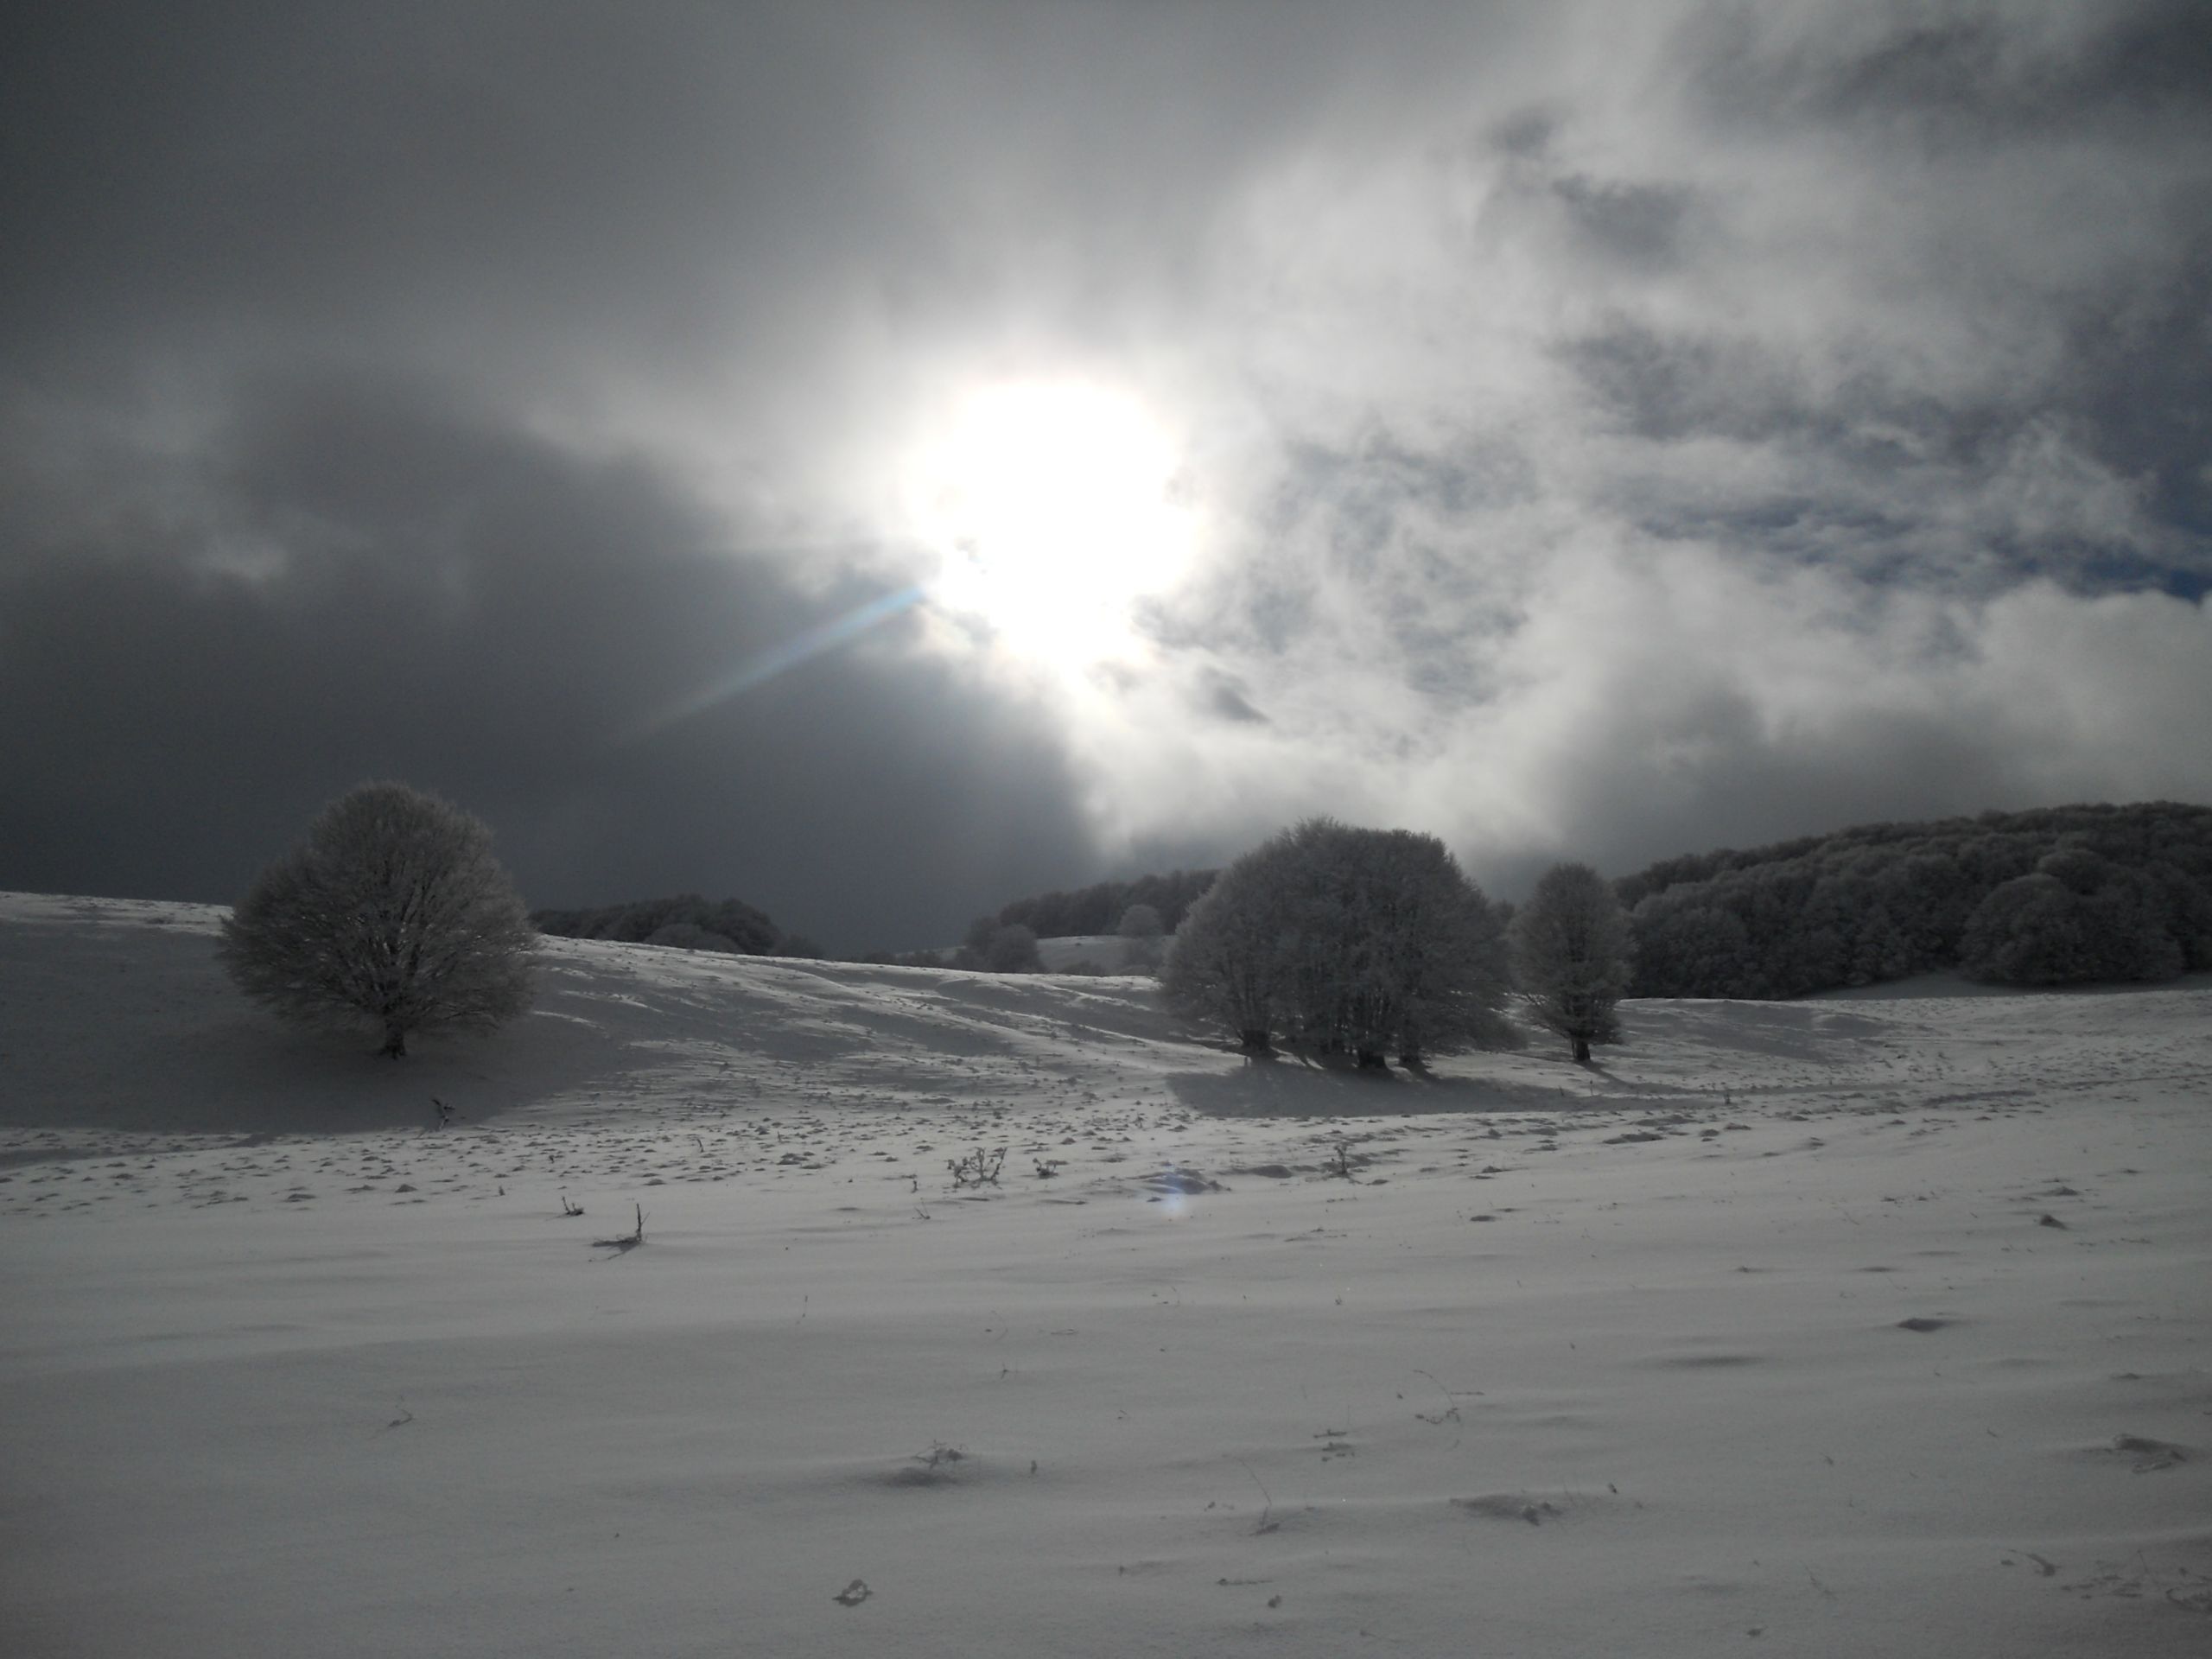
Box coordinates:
[3,0,2209,953]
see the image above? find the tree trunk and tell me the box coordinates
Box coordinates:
[1571,1032,1591,1065]
[382,1021,408,1058]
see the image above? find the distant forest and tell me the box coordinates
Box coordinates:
[1619,801,2212,997]
[532,894,818,960]
[987,868,1218,939]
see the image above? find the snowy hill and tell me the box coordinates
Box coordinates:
[3,892,2210,1656]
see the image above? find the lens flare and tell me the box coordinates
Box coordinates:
[623,582,925,741]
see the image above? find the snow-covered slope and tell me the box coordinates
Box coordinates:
[3,893,2209,1657]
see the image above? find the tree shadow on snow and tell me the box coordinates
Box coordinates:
[1165,1049,1573,1120]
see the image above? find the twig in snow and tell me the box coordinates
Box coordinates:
[1233,1457,1280,1535]
[1410,1370,1461,1427]
[593,1202,645,1252]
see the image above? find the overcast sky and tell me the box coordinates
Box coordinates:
[4,1,2209,951]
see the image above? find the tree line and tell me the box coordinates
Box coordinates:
[984,868,1217,941]
[1620,801,2212,997]
[531,893,820,961]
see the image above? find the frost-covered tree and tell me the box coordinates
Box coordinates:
[1618,803,2212,997]
[1630,894,1758,998]
[1161,833,1304,1051]
[1958,854,2183,986]
[1116,903,1164,938]
[1163,818,1513,1065]
[219,781,537,1058]
[1511,861,1635,1064]
[1325,824,1516,1067]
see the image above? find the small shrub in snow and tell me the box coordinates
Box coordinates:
[947,1147,1006,1187]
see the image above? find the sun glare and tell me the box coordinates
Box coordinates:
[905,380,1194,664]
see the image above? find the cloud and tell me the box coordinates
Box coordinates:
[0,373,1090,949]
[2,0,2208,927]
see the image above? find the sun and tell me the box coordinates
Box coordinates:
[904,379,1195,664]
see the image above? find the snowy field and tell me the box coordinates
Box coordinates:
[3,892,2209,1657]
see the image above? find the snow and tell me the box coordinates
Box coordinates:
[3,891,2209,1656]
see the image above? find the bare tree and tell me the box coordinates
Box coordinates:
[1511,861,1634,1064]
[219,781,537,1057]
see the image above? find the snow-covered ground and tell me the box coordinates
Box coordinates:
[3,891,2208,1657]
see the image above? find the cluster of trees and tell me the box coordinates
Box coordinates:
[986,869,1217,941]
[1160,820,1635,1067]
[1623,802,2212,997]
[533,894,821,961]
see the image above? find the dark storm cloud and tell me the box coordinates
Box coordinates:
[0,373,1089,950]
[2055,257,2212,545]
[0,1,1497,404]
[1548,175,1700,270]
[0,3,893,388]
[1688,0,2212,143]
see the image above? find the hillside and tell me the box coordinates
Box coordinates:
[3,892,2209,1657]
